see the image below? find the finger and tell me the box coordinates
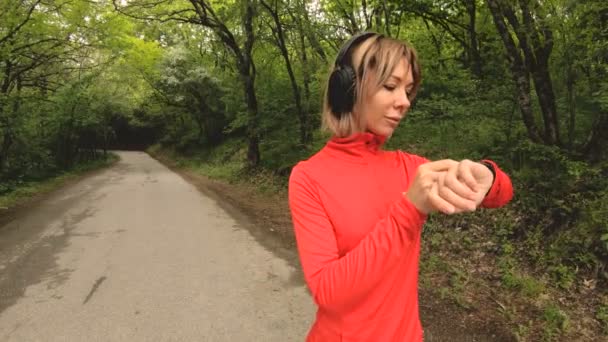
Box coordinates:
[458,160,479,193]
[440,164,476,201]
[422,159,459,172]
[428,179,456,214]
[438,170,475,211]
[437,171,477,212]
[424,170,444,184]
[437,181,477,212]
[414,170,444,193]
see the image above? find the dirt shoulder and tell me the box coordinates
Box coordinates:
[151,152,517,342]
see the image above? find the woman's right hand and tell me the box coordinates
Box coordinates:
[405,159,478,215]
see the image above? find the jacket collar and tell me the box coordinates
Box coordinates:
[323,132,387,163]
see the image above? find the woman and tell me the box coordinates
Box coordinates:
[288,32,513,341]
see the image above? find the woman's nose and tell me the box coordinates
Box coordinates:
[395,90,410,110]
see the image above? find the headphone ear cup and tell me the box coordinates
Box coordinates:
[328,66,356,117]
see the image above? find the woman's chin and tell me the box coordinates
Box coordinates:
[369,126,395,137]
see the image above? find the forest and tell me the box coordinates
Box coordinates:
[0,0,606,340]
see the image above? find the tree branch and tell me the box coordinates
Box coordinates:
[0,0,42,46]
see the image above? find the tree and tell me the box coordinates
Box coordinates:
[486,0,607,163]
[157,46,226,145]
[396,0,484,77]
[486,0,559,146]
[113,0,262,167]
[260,0,311,146]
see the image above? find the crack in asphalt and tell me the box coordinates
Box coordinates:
[83,276,106,305]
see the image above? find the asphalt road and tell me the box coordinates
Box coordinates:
[0,151,315,341]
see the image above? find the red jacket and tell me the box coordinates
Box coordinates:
[288,132,513,341]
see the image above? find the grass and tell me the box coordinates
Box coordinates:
[148,142,289,195]
[0,153,119,210]
[504,271,545,298]
[416,209,603,341]
[597,304,608,334]
[542,304,570,340]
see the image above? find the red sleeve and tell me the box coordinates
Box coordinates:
[480,159,514,208]
[288,165,426,314]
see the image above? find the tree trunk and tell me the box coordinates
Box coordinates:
[62,103,78,169]
[362,0,371,30]
[191,89,210,143]
[290,3,315,132]
[382,0,391,36]
[0,130,13,173]
[300,0,326,62]
[261,0,311,146]
[243,72,260,166]
[486,0,543,144]
[0,76,22,173]
[532,63,560,145]
[422,20,445,70]
[335,0,360,34]
[243,0,260,167]
[489,0,561,146]
[464,0,482,77]
[187,0,261,166]
[0,66,11,173]
[566,64,576,150]
[194,111,205,142]
[298,20,313,129]
[583,110,608,164]
[518,0,560,145]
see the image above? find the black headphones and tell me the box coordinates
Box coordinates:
[327,32,381,117]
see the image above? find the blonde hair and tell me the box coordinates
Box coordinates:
[321,34,421,137]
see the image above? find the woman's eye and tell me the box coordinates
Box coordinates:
[383,85,396,91]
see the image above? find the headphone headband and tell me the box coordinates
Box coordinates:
[334,32,378,68]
